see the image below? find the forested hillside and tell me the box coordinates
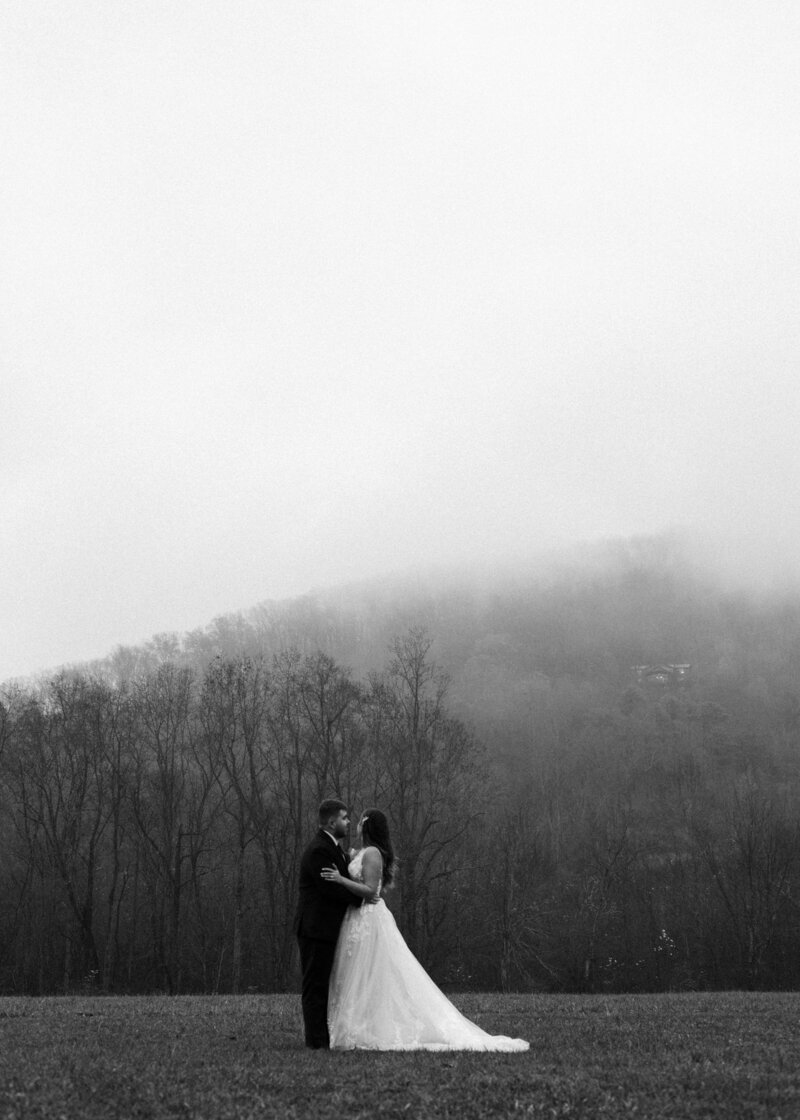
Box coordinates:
[2,536,800,994]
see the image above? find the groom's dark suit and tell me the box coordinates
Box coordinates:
[294,829,361,1048]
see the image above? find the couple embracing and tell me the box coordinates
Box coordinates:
[294,798,529,1052]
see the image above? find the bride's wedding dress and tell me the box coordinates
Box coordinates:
[328,850,529,1051]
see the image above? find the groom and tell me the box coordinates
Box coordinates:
[294,798,362,1049]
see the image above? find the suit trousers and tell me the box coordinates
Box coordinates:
[297,934,337,1048]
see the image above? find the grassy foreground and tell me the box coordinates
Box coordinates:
[0,991,797,1119]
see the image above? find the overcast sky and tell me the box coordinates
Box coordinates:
[3,1,800,681]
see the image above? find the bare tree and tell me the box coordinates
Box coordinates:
[365,628,486,964]
[198,657,272,991]
[129,664,197,992]
[696,781,800,986]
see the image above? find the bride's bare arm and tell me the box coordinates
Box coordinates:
[320,847,382,902]
[359,848,383,899]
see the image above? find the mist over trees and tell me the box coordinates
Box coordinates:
[3,536,800,994]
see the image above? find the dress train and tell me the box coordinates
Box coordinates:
[328,851,529,1052]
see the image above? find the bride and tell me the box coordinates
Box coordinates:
[320,808,529,1052]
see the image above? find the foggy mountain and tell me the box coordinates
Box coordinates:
[5,529,800,994]
[23,529,798,771]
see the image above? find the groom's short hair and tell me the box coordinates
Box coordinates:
[318,798,348,825]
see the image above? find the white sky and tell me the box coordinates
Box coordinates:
[3,1,800,681]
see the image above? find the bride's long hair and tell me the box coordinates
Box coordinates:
[360,808,395,887]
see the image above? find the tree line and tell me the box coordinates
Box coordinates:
[0,630,485,995]
[3,544,800,995]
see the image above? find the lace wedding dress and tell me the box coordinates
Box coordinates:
[327,849,529,1051]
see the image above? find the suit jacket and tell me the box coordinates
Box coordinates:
[294,829,361,942]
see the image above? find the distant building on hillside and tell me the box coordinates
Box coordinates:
[632,663,691,687]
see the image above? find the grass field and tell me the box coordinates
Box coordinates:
[0,991,797,1119]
